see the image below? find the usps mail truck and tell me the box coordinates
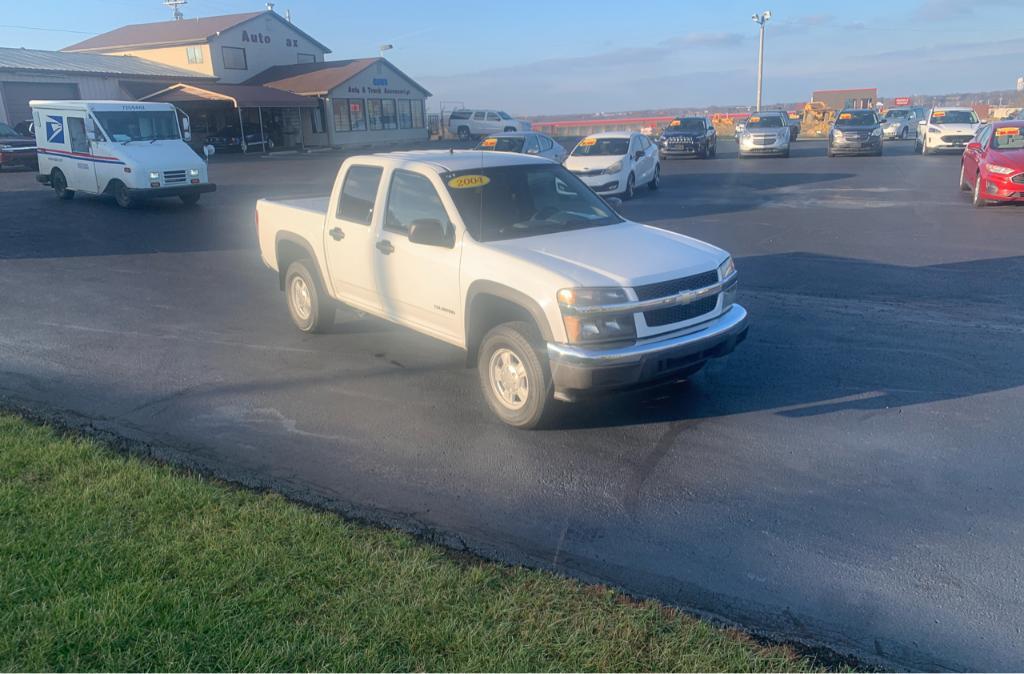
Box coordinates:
[31,100,215,208]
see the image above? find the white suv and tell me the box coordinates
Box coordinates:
[448,109,531,140]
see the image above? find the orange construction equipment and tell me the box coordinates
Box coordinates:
[801,101,836,138]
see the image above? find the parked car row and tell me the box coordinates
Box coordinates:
[448,108,531,140]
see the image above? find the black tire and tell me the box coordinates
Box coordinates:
[921,140,929,155]
[900,127,908,140]
[972,174,988,208]
[179,192,201,206]
[112,181,134,209]
[709,141,717,158]
[623,172,635,200]
[959,163,971,191]
[781,148,791,158]
[477,321,554,429]
[827,146,835,158]
[503,126,516,132]
[284,259,335,333]
[648,164,660,190]
[457,126,470,141]
[51,169,74,200]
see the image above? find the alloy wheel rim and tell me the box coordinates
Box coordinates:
[488,347,529,410]
[290,276,312,321]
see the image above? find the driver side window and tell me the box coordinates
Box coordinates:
[384,170,452,237]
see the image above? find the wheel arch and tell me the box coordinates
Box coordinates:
[275,231,323,292]
[464,281,554,366]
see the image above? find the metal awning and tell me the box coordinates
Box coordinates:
[141,83,318,108]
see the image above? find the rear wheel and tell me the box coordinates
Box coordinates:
[503,126,516,132]
[477,321,554,429]
[51,169,74,200]
[899,127,908,140]
[285,259,335,333]
[457,126,470,141]
[648,164,660,190]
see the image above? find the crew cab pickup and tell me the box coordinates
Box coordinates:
[256,151,748,428]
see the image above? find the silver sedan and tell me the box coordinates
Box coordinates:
[474,132,568,163]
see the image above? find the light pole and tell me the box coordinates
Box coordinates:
[379,43,393,58]
[752,11,772,112]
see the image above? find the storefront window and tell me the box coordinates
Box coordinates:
[382,99,398,130]
[398,100,412,129]
[332,99,350,132]
[367,99,384,131]
[349,100,366,131]
[411,100,424,129]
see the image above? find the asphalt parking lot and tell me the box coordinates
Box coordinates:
[2,139,1022,671]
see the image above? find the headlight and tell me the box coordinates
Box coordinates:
[188,168,200,177]
[929,126,942,134]
[0,144,11,152]
[603,160,623,174]
[871,127,883,137]
[557,287,636,344]
[717,256,735,280]
[148,171,160,181]
[988,165,1017,175]
[833,129,844,138]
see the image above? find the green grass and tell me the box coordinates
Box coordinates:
[0,413,820,672]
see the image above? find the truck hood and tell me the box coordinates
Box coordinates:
[488,221,727,288]
[929,123,979,134]
[988,148,1024,171]
[563,154,624,172]
[101,140,204,169]
[0,137,35,148]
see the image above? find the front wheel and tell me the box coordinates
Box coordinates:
[457,126,470,141]
[921,139,929,155]
[959,163,971,191]
[51,169,74,200]
[180,192,201,206]
[285,259,335,333]
[622,172,635,200]
[478,321,554,429]
[112,181,134,209]
[900,127,908,140]
[648,164,660,190]
[972,174,988,208]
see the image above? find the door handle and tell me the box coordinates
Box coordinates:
[375,240,394,255]
[329,227,345,241]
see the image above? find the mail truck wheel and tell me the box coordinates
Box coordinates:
[285,259,334,333]
[112,181,134,209]
[51,169,74,200]
[179,192,201,206]
[478,321,554,429]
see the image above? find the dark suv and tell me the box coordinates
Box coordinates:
[658,116,717,159]
[828,109,883,157]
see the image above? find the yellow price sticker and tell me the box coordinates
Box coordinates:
[670,120,681,126]
[995,127,1020,136]
[749,116,760,123]
[839,113,852,120]
[447,175,490,189]
[579,137,597,146]
[932,111,946,117]
[789,113,800,119]
[481,138,497,147]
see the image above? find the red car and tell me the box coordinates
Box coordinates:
[960,120,1024,207]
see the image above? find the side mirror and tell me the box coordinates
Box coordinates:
[408,218,453,248]
[634,150,644,161]
[183,130,192,142]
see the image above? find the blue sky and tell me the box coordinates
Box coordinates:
[2,0,1022,115]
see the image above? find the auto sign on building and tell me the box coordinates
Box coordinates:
[894,96,912,107]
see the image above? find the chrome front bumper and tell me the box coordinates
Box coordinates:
[547,304,749,399]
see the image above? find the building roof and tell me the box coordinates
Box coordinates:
[62,10,330,54]
[246,58,432,97]
[0,46,214,79]
[141,83,318,108]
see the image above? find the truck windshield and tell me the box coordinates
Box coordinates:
[444,164,623,242]
[835,111,878,127]
[93,111,180,143]
[665,118,705,132]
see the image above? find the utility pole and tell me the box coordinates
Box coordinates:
[752,11,772,112]
[164,0,187,21]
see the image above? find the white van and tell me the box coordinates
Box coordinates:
[31,100,215,208]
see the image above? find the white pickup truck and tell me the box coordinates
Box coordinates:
[256,150,748,428]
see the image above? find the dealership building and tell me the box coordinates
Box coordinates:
[1,8,431,149]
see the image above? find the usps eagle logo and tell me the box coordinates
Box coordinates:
[46,116,64,144]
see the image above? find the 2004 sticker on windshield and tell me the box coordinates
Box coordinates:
[579,137,597,146]
[448,175,491,189]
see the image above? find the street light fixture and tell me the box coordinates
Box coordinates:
[752,10,772,112]
[379,43,393,58]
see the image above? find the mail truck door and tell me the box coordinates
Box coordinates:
[65,116,98,193]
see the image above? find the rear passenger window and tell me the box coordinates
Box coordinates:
[473,111,486,120]
[384,170,452,238]
[337,165,383,225]
[486,112,501,121]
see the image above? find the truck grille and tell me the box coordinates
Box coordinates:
[163,170,187,184]
[753,135,775,146]
[940,134,973,144]
[634,270,720,328]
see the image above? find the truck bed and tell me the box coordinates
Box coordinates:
[260,195,329,215]
[256,194,330,273]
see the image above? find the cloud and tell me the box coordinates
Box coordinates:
[771,13,835,34]
[913,0,1017,19]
